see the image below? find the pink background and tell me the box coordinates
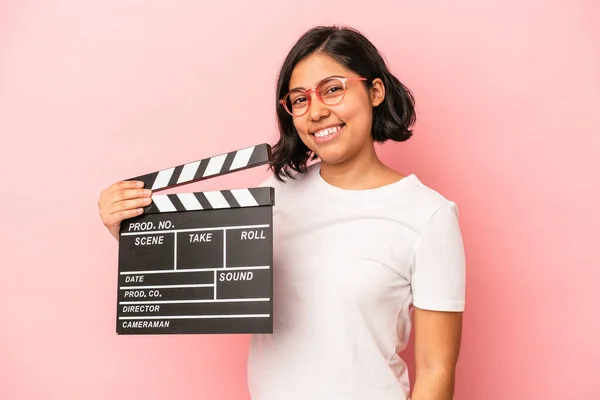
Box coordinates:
[1,1,599,399]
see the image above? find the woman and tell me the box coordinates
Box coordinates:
[98,25,466,400]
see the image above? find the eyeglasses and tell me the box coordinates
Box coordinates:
[279,76,368,117]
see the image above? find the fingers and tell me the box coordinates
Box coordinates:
[100,196,149,226]
[106,208,144,225]
[111,188,153,204]
[98,180,154,228]
[104,207,145,226]
[99,181,152,206]
[104,180,145,195]
[109,195,152,215]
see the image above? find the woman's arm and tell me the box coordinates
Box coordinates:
[409,199,466,399]
[411,307,463,400]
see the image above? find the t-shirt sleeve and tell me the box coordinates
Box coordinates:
[411,200,466,312]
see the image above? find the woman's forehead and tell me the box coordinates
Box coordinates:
[289,53,351,89]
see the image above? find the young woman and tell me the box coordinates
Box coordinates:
[98,25,466,400]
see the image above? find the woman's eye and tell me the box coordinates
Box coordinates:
[325,86,342,95]
[293,97,307,105]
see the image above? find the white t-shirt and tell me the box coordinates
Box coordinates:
[247,162,466,400]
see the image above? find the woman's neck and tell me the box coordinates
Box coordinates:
[318,146,403,190]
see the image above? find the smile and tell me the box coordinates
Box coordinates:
[312,124,344,142]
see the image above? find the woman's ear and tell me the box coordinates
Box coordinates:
[370,78,385,107]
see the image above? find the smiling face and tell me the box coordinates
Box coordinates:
[287,53,385,166]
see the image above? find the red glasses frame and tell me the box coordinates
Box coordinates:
[279,76,368,117]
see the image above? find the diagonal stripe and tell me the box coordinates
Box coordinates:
[151,194,177,212]
[167,166,183,188]
[193,158,209,180]
[229,146,255,170]
[204,190,231,209]
[193,192,213,209]
[168,193,185,211]
[220,190,240,208]
[203,154,227,177]
[152,167,175,190]
[177,161,200,183]
[230,188,259,207]
[220,151,236,173]
[176,192,203,210]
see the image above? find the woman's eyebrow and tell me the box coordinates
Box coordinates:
[289,75,343,91]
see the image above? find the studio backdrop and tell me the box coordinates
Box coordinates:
[1,1,598,399]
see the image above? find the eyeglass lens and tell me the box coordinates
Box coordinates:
[284,77,346,116]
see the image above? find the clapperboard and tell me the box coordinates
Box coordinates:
[116,143,274,335]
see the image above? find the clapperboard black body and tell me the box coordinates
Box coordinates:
[116,143,274,335]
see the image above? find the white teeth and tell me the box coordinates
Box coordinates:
[314,125,342,138]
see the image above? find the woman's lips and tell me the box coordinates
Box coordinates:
[312,124,344,143]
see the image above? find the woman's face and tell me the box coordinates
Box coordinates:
[287,53,385,166]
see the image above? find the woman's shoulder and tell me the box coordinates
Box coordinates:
[404,174,454,205]
[397,174,461,229]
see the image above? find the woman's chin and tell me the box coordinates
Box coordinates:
[316,152,348,166]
